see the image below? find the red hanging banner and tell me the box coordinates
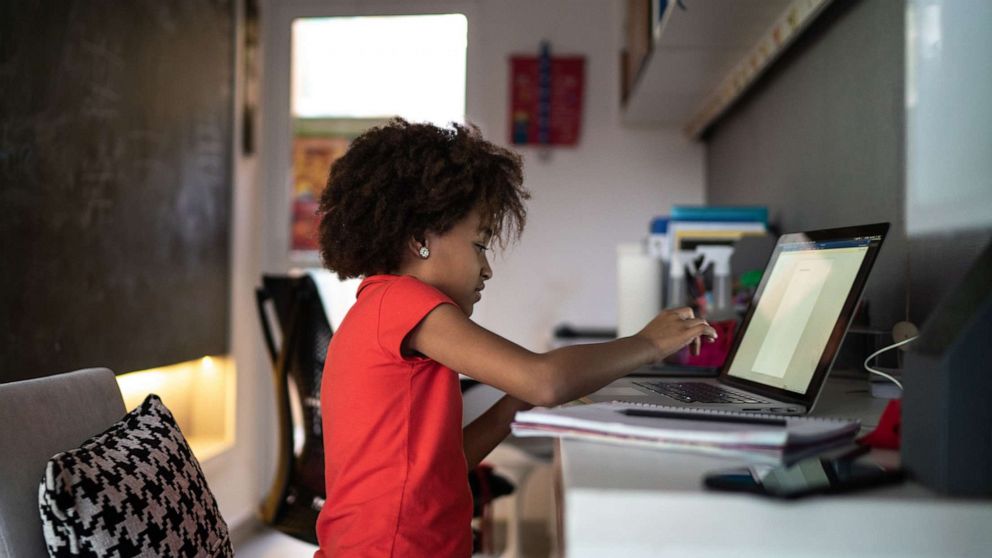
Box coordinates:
[509,50,585,146]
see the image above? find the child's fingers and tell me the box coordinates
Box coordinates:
[645,312,717,358]
[680,319,715,338]
[670,306,695,321]
[683,322,718,354]
[703,324,718,339]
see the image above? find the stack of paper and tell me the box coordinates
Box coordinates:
[512,402,860,463]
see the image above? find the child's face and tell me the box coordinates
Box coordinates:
[422,207,493,317]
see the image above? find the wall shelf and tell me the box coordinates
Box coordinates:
[622,0,832,138]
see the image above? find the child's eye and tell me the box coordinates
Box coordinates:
[474,243,489,253]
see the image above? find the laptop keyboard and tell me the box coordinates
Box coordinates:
[633,381,765,404]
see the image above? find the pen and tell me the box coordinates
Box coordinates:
[619,408,787,427]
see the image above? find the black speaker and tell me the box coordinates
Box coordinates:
[902,240,992,497]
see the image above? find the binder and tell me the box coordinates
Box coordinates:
[670,205,769,224]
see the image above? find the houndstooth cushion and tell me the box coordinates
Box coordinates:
[38,394,233,557]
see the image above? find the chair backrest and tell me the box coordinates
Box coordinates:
[0,368,126,558]
[256,274,333,543]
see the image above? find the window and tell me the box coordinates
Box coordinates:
[290,15,468,253]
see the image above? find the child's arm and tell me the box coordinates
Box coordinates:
[462,395,532,470]
[407,305,716,408]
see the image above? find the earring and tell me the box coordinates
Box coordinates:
[419,246,430,259]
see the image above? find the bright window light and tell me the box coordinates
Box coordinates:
[292,14,467,126]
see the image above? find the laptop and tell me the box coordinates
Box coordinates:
[586,222,889,415]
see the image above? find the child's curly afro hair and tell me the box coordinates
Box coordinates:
[317,118,529,279]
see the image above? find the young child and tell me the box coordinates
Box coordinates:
[313,119,716,557]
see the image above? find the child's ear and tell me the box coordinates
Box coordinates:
[407,236,429,259]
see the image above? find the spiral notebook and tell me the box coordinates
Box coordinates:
[511,401,860,463]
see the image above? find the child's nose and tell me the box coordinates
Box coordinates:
[481,258,493,280]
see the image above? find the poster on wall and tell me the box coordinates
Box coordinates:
[509,44,585,146]
[291,136,349,251]
[291,118,389,253]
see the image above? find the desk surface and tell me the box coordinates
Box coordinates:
[555,377,992,558]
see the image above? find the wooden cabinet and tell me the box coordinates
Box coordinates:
[622,0,652,103]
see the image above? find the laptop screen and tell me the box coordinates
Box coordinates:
[724,225,887,398]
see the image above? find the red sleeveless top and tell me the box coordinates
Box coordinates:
[314,275,472,557]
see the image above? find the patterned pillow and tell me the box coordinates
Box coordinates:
[38,394,233,557]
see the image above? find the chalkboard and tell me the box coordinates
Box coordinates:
[0,0,234,382]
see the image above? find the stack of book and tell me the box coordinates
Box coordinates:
[666,205,768,255]
[512,401,860,464]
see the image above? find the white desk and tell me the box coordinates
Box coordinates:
[555,378,992,557]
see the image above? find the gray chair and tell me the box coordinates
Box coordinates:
[0,368,126,558]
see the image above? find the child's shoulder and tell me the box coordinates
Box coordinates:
[360,274,452,305]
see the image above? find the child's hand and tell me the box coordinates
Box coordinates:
[634,307,718,362]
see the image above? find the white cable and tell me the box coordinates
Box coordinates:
[863,335,919,391]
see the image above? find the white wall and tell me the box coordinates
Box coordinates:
[202,0,273,532]
[213,0,705,533]
[466,0,704,348]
